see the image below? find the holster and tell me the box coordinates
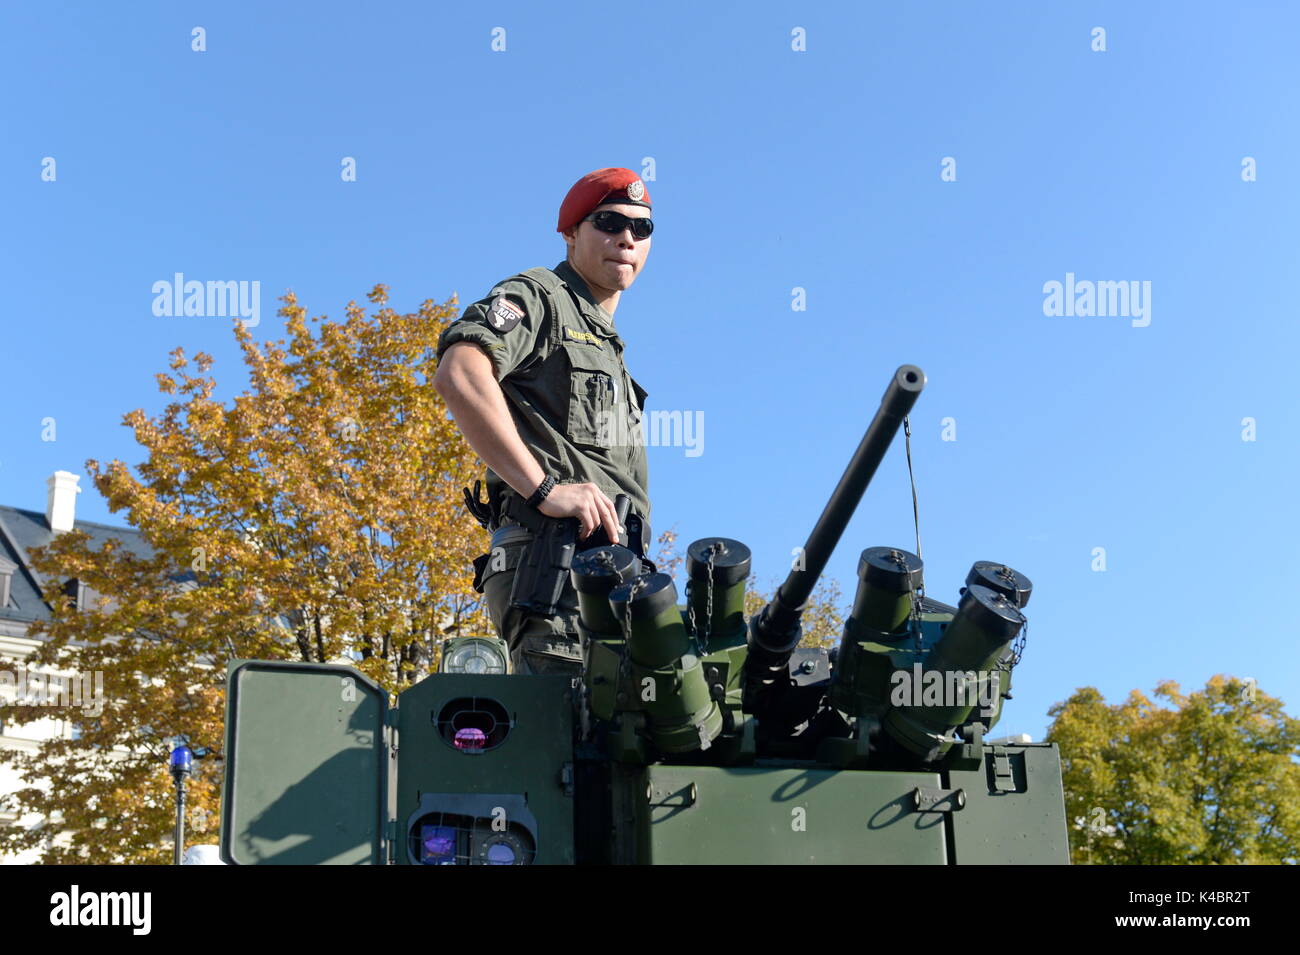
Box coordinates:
[498,494,578,616]
[474,489,656,612]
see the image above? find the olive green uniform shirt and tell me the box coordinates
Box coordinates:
[435,259,651,526]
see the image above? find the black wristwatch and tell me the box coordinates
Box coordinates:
[526,474,557,509]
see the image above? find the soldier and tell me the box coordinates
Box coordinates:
[433,167,654,676]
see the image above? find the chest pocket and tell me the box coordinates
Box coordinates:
[564,342,622,449]
[628,375,648,417]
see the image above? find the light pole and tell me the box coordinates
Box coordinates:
[169,737,193,865]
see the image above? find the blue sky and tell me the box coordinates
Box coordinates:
[3,1,1297,741]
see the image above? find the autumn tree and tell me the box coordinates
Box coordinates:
[0,284,857,864]
[0,286,493,863]
[1046,675,1300,865]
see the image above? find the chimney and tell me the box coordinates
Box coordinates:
[46,471,81,534]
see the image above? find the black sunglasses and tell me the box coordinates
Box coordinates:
[583,210,654,240]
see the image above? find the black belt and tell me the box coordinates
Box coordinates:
[467,491,657,609]
[463,479,652,562]
[496,490,552,535]
[498,489,652,558]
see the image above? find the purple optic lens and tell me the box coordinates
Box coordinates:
[486,843,516,865]
[454,727,487,750]
[421,826,456,861]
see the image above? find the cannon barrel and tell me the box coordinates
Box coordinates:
[752,365,927,655]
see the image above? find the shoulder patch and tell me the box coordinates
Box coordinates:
[487,294,525,333]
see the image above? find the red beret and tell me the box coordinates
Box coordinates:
[556,167,652,234]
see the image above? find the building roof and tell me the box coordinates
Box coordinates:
[0,505,154,625]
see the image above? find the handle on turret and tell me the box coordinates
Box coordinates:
[579,493,632,550]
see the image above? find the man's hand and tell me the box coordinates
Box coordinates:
[538,482,622,545]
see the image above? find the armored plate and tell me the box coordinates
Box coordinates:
[220,660,388,865]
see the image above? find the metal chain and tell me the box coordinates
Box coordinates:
[907,594,926,653]
[993,620,1028,673]
[701,546,717,655]
[1006,619,1028,668]
[992,565,1028,669]
[686,543,720,656]
[620,573,648,681]
[889,547,926,654]
[685,577,695,638]
[582,546,640,685]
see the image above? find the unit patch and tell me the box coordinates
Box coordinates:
[487,294,525,333]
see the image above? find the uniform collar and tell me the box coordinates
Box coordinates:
[553,259,616,331]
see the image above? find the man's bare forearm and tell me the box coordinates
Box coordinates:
[433,342,545,498]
